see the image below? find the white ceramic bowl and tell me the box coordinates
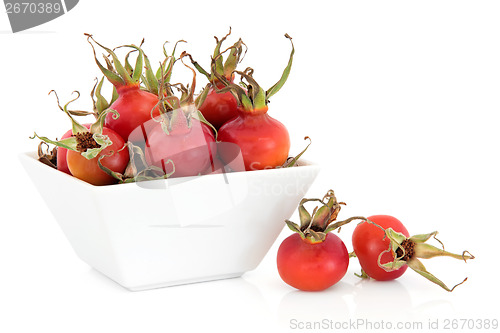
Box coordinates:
[20,152,320,291]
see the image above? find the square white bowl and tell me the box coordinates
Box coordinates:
[20,152,320,291]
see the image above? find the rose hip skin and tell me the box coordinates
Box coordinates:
[199,86,239,129]
[57,123,91,174]
[67,127,129,186]
[277,233,349,291]
[86,35,160,142]
[218,107,290,171]
[144,119,216,178]
[352,215,410,281]
[105,85,160,142]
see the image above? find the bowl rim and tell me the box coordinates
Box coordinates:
[20,151,320,190]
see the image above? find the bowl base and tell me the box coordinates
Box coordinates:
[118,272,245,291]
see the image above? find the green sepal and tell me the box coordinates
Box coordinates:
[265,34,294,100]
[98,44,132,85]
[92,77,110,115]
[324,216,368,234]
[285,220,303,236]
[374,226,474,291]
[85,34,125,87]
[385,228,408,254]
[212,28,232,79]
[49,90,88,135]
[407,258,468,292]
[307,230,327,243]
[85,34,144,87]
[298,202,312,230]
[283,137,311,168]
[117,44,144,83]
[35,91,118,161]
[163,40,185,83]
[179,51,197,105]
[311,205,331,231]
[409,231,439,243]
[188,53,211,80]
[193,108,217,140]
[81,133,112,160]
[97,143,175,183]
[379,258,408,272]
[223,38,245,79]
[110,86,119,105]
[124,49,135,77]
[214,79,253,111]
[284,190,361,243]
[234,69,266,110]
[195,83,211,110]
[414,243,474,261]
[143,52,159,95]
[354,269,369,279]
[90,108,119,135]
[97,152,125,182]
[209,34,294,112]
[31,133,78,151]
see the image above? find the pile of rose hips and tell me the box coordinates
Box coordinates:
[33,29,295,185]
[277,190,475,292]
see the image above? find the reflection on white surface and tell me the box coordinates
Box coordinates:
[86,269,272,331]
[352,278,413,320]
[277,282,352,327]
[271,273,464,332]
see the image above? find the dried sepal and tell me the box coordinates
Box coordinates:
[152,52,218,138]
[286,190,366,243]
[407,259,468,292]
[298,204,312,230]
[378,227,475,291]
[37,142,57,169]
[282,137,312,168]
[91,77,107,115]
[265,34,294,100]
[188,28,246,83]
[85,34,146,88]
[32,91,119,161]
[97,143,174,183]
[210,34,294,112]
[285,220,303,236]
[80,133,112,160]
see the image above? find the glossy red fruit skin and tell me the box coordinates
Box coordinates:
[217,108,290,171]
[57,123,91,175]
[352,215,410,281]
[277,233,349,291]
[105,85,160,141]
[66,128,129,186]
[199,86,239,129]
[144,120,216,178]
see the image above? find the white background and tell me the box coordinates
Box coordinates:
[1,1,499,332]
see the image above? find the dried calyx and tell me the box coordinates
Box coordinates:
[286,190,367,244]
[31,91,118,160]
[97,143,171,183]
[91,76,118,116]
[379,228,475,292]
[281,137,312,168]
[142,40,185,96]
[187,27,247,84]
[152,52,215,136]
[85,34,145,91]
[211,34,294,113]
[37,142,57,169]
